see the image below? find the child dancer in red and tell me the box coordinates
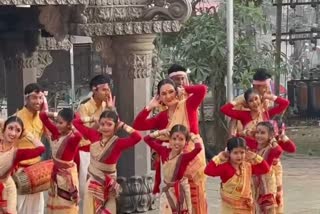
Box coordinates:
[144,125,202,214]
[205,137,269,213]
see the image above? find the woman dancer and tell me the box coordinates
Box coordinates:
[221,88,289,146]
[133,79,207,214]
[0,116,45,214]
[73,110,141,214]
[40,109,82,213]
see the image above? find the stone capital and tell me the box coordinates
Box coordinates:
[68,0,191,36]
[112,34,156,79]
[38,37,72,51]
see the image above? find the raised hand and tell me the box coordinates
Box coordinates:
[106,93,116,109]
[218,151,229,162]
[116,121,124,131]
[245,150,257,161]
[158,129,170,136]
[146,95,160,111]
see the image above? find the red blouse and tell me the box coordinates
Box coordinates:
[13,147,45,167]
[133,84,207,134]
[40,112,82,161]
[144,135,202,181]
[204,159,269,183]
[220,97,290,127]
[276,138,296,153]
[245,140,283,166]
[73,119,142,164]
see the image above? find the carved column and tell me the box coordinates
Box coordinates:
[1,36,26,115]
[108,34,157,213]
[3,53,24,115]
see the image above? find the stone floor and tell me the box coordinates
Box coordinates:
[147,154,320,213]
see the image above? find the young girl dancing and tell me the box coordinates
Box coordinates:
[144,124,202,214]
[204,137,269,214]
[72,110,142,214]
[251,121,284,213]
[39,109,82,214]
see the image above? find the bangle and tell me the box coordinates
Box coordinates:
[153,130,160,137]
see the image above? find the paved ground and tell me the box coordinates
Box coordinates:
[147,154,320,213]
[44,154,320,213]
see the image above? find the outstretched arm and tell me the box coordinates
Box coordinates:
[72,117,101,143]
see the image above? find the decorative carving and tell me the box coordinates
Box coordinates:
[93,37,115,65]
[127,53,152,79]
[143,0,192,23]
[37,51,53,78]
[0,0,88,5]
[38,37,72,51]
[69,20,182,36]
[23,53,38,69]
[39,6,70,41]
[22,51,53,78]
[84,6,144,23]
[117,175,156,214]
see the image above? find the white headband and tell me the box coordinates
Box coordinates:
[25,91,45,98]
[93,83,109,90]
[168,71,188,78]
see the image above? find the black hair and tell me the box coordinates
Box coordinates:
[244,88,258,102]
[3,116,24,134]
[226,137,247,152]
[256,121,274,135]
[157,78,178,95]
[99,110,119,124]
[169,124,190,141]
[89,75,111,89]
[24,83,43,95]
[253,68,272,81]
[272,115,283,128]
[167,64,187,75]
[58,108,75,123]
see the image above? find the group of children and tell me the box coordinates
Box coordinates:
[0,65,295,214]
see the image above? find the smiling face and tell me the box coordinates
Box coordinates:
[255,125,272,147]
[56,115,71,135]
[159,84,178,107]
[99,117,116,138]
[3,122,23,144]
[246,92,261,111]
[169,131,187,153]
[26,92,44,112]
[229,147,246,165]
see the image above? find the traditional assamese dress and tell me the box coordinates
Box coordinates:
[273,136,296,214]
[247,140,283,214]
[204,153,269,214]
[0,144,45,214]
[39,112,82,214]
[76,97,111,201]
[73,118,142,214]
[220,96,289,147]
[133,84,208,214]
[144,135,202,214]
[16,107,46,214]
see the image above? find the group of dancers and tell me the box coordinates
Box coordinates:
[0,64,295,214]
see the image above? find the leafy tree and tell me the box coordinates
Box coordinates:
[154,1,282,152]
